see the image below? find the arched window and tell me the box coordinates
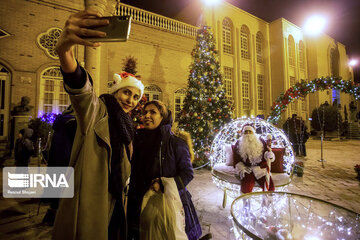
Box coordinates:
[256,32,264,63]
[330,48,336,77]
[289,76,297,112]
[144,85,162,101]
[223,67,233,102]
[240,25,250,59]
[174,88,186,122]
[39,66,70,114]
[222,18,233,54]
[241,71,250,110]
[288,35,295,66]
[299,41,305,69]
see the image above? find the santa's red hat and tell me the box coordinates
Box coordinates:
[109,72,144,96]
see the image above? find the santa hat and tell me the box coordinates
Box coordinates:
[109,72,144,96]
[242,125,255,134]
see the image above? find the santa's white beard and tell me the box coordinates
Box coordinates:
[238,134,263,165]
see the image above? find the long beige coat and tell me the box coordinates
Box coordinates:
[52,75,131,240]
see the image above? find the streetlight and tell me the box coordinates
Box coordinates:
[304,14,329,167]
[349,59,358,67]
[200,0,222,29]
[304,15,327,36]
[201,0,221,6]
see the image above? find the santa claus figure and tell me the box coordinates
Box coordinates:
[233,125,275,193]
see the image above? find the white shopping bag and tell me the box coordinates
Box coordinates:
[140,177,187,240]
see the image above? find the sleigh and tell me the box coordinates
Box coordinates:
[209,118,295,207]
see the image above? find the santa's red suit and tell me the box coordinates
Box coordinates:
[233,127,275,193]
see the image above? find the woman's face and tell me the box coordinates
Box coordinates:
[143,104,163,130]
[114,87,141,113]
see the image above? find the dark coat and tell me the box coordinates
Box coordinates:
[128,121,201,240]
[48,111,76,167]
[14,128,34,166]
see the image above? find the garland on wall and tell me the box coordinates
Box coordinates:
[268,77,360,124]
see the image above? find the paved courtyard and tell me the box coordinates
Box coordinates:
[0,139,359,239]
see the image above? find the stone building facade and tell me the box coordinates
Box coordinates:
[0,0,355,155]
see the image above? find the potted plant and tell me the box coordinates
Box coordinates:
[294,161,304,177]
[354,164,360,180]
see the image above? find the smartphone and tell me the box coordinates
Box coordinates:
[85,15,132,42]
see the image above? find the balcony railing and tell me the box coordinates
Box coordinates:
[115,3,198,38]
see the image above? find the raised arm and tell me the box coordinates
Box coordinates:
[55,10,109,73]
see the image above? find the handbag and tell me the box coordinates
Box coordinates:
[139,143,188,240]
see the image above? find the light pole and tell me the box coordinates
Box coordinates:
[304,14,328,167]
[200,0,221,28]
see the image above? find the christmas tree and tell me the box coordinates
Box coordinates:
[122,56,138,75]
[178,26,233,163]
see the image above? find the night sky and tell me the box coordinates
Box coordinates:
[121,0,360,82]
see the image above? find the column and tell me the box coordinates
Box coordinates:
[84,0,108,95]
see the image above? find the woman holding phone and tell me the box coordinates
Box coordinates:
[53,10,144,240]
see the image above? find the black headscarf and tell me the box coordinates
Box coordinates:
[100,94,134,199]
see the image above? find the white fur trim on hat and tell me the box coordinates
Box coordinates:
[243,125,255,133]
[109,72,144,97]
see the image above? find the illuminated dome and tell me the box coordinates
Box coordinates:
[209,118,296,198]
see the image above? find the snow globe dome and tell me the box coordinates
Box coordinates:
[210,118,295,198]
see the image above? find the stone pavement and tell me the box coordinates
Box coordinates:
[0,139,359,239]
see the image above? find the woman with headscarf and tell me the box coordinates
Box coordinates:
[127,100,202,240]
[52,10,144,240]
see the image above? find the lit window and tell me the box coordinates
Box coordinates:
[242,71,250,110]
[256,32,263,63]
[223,67,233,102]
[222,18,233,54]
[40,66,69,114]
[174,88,186,122]
[330,48,336,77]
[144,85,162,101]
[288,35,295,66]
[302,98,307,111]
[289,76,297,111]
[257,74,265,110]
[241,26,250,59]
[299,41,305,69]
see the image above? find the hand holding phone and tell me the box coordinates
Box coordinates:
[55,10,110,73]
[84,16,132,42]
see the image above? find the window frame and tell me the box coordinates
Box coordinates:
[39,66,70,115]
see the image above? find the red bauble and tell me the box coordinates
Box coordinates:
[207,98,212,102]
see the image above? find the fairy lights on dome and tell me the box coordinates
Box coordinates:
[210,117,295,173]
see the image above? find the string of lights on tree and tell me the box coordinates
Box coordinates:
[130,94,147,129]
[178,26,233,163]
[268,77,360,124]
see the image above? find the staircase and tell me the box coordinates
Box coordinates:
[347,122,360,139]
